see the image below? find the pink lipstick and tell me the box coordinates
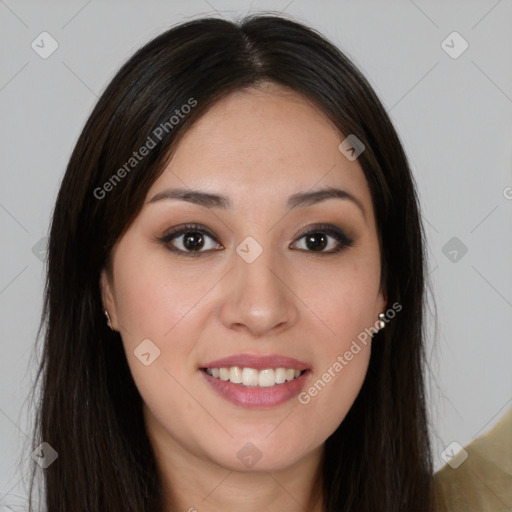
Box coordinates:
[200,353,311,408]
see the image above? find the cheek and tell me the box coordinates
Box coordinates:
[112,248,213,345]
[114,257,205,427]
[111,248,217,398]
[300,257,381,343]
[297,335,372,442]
[277,264,378,436]
[291,253,378,424]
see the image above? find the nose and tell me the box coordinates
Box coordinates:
[219,246,299,337]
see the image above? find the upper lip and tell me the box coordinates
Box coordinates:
[202,354,311,371]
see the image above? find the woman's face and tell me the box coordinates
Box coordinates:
[101,83,386,473]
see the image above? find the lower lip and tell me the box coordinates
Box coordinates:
[200,370,310,408]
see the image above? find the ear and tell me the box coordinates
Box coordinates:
[99,267,119,331]
[377,284,388,317]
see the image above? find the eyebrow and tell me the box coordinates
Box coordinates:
[148,186,366,220]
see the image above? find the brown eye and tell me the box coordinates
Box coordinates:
[181,232,205,251]
[160,224,223,256]
[291,224,354,254]
[304,232,329,251]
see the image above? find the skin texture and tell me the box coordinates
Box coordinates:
[100,82,387,512]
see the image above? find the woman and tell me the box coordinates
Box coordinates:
[30,14,435,511]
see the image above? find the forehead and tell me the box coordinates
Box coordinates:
[147,83,372,213]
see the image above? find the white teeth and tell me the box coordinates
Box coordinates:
[242,368,259,387]
[229,366,243,384]
[205,366,304,387]
[275,367,287,384]
[258,369,275,387]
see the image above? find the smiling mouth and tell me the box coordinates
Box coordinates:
[202,367,307,388]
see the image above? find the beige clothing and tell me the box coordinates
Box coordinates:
[434,407,512,511]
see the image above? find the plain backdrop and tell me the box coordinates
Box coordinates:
[1,0,511,505]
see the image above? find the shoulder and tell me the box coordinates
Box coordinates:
[434,407,512,512]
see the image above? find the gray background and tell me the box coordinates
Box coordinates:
[1,0,511,506]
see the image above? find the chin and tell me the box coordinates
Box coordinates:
[204,434,317,474]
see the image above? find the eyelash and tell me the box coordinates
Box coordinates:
[158,222,354,258]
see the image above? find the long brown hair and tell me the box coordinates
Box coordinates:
[29,14,435,511]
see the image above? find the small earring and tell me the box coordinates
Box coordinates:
[104,309,113,330]
[378,313,386,329]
